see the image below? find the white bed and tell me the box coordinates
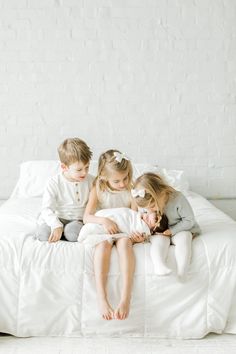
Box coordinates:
[0,161,236,339]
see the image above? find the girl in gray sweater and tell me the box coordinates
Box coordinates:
[131,172,200,279]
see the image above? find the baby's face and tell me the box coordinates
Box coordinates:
[142,212,157,229]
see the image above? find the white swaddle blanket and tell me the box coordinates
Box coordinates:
[78,207,150,247]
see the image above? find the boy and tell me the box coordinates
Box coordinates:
[36,138,94,243]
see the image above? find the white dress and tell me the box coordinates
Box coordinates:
[79,188,133,245]
[97,188,132,210]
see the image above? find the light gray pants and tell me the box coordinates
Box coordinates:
[36,218,83,242]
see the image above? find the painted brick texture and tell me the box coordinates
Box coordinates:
[0,0,235,198]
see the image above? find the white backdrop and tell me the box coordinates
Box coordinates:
[0,0,235,205]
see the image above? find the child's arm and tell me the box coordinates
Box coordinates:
[41,179,63,242]
[48,227,63,243]
[41,180,63,230]
[129,198,143,242]
[131,197,138,211]
[129,199,143,242]
[83,187,120,234]
[167,194,196,236]
[130,232,145,243]
[163,229,172,236]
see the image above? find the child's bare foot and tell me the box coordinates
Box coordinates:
[98,298,114,320]
[114,299,130,320]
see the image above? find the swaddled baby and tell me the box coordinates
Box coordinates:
[78,207,168,247]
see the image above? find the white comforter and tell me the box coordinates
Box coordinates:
[0,192,236,339]
[78,208,150,246]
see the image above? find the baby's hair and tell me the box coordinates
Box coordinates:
[95,149,133,192]
[152,214,168,234]
[133,172,176,214]
[58,138,92,166]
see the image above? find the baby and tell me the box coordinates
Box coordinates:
[78,208,168,246]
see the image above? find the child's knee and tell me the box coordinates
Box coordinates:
[151,235,170,246]
[179,231,192,241]
[36,224,51,241]
[64,233,78,242]
[96,240,113,252]
[117,237,132,248]
[64,221,83,242]
[173,231,192,245]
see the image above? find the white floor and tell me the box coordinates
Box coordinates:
[0,334,236,354]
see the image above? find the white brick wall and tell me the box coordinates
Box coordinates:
[0,0,236,202]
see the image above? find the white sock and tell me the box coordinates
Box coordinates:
[150,235,172,275]
[171,231,192,278]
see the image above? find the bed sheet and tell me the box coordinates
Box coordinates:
[0,192,235,338]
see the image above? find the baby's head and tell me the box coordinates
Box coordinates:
[58,138,92,182]
[96,149,133,192]
[142,212,168,234]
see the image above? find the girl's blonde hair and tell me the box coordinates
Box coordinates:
[133,172,176,215]
[95,149,133,192]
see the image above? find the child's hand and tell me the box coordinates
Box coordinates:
[48,227,63,243]
[163,229,172,237]
[130,232,145,244]
[102,218,120,234]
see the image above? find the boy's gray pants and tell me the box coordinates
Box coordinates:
[36,218,83,242]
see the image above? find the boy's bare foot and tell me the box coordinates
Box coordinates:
[99,298,114,320]
[114,299,130,320]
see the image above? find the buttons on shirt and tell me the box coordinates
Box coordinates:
[75,184,80,202]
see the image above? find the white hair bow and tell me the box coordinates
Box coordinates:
[131,188,145,198]
[114,152,130,163]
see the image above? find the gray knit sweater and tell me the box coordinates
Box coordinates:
[164,192,201,236]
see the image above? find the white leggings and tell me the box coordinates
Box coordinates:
[150,231,193,277]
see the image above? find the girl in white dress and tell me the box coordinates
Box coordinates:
[83,149,138,321]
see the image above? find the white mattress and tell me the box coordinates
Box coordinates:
[0,192,236,339]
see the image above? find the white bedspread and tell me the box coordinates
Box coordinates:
[78,208,150,246]
[0,192,236,339]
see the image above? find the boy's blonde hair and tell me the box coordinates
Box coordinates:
[133,172,176,215]
[58,138,92,166]
[95,149,133,192]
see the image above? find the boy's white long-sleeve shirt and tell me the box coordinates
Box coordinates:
[38,173,94,230]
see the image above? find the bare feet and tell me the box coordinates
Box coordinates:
[114,299,130,320]
[98,298,114,320]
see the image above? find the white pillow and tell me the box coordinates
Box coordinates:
[160,168,189,193]
[11,160,61,198]
[133,164,189,192]
[10,160,189,199]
